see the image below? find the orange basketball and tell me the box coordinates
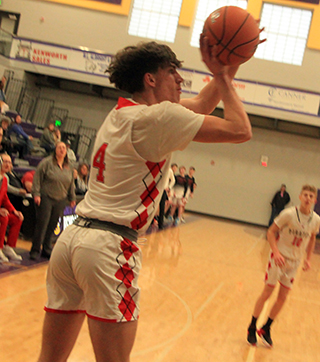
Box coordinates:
[202,6,261,66]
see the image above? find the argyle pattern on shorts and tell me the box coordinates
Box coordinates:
[115,237,140,321]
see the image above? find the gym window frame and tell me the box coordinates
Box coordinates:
[128,0,183,43]
[254,3,312,66]
[190,0,248,48]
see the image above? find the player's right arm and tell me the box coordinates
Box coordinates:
[185,37,251,145]
[267,222,285,267]
[193,71,252,144]
[180,35,239,115]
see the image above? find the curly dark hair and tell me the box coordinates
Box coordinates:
[107,42,183,94]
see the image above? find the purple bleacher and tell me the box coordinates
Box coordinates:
[5,110,19,119]
[24,155,44,167]
[28,130,43,138]
[20,121,43,138]
[13,166,36,176]
[21,122,37,131]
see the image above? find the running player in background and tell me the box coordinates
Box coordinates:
[182,166,197,223]
[168,165,188,225]
[185,166,196,199]
[36,38,251,362]
[157,162,176,229]
[247,184,320,348]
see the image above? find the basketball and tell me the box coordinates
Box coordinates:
[202,6,262,66]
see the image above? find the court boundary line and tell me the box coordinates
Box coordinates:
[245,298,270,362]
[132,279,193,357]
[246,233,265,256]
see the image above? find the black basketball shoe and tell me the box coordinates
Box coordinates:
[247,327,257,346]
[257,327,273,347]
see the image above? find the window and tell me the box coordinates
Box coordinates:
[128,0,183,43]
[254,4,312,66]
[190,0,247,47]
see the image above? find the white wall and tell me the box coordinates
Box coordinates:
[172,128,320,226]
[1,0,320,226]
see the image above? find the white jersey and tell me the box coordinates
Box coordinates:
[76,97,204,235]
[165,167,175,190]
[274,206,320,261]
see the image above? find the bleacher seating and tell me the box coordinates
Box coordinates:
[20,121,43,139]
[2,110,46,170]
[3,74,97,167]
[1,73,98,241]
[24,154,44,167]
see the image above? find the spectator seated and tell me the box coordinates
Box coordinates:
[7,113,34,160]
[0,153,24,262]
[5,112,46,163]
[19,121,46,157]
[5,164,36,240]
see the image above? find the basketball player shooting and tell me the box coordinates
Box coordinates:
[36,38,252,362]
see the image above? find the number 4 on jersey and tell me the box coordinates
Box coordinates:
[93,143,108,182]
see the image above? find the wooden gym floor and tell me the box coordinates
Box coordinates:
[1,213,320,362]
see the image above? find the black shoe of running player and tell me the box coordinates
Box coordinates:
[257,327,273,347]
[247,327,257,346]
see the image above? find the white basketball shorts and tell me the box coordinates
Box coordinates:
[264,251,300,290]
[45,224,142,322]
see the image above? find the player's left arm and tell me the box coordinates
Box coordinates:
[180,36,239,115]
[303,233,317,271]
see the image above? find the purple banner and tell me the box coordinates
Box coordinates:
[288,0,319,4]
[90,0,122,4]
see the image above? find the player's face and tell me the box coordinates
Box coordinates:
[154,64,183,104]
[299,190,316,212]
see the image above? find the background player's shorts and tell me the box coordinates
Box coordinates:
[172,186,186,206]
[172,196,185,206]
[172,186,185,205]
[264,252,300,289]
[45,224,142,322]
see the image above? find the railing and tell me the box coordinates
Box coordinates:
[31,97,55,128]
[47,106,69,128]
[61,116,82,135]
[78,126,97,162]
[0,28,13,57]
[18,91,39,120]
[4,78,27,111]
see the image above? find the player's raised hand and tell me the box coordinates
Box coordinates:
[200,34,239,79]
[199,34,226,76]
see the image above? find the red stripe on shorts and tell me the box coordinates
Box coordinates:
[44,307,86,314]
